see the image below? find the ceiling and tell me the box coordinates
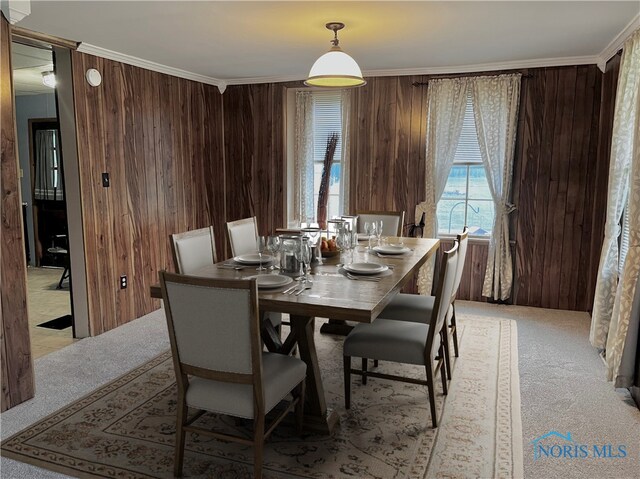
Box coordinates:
[16,1,640,86]
[11,42,55,95]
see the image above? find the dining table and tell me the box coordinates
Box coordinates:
[150,236,439,435]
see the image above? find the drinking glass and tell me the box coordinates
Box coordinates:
[337,228,353,264]
[364,222,374,250]
[267,236,281,269]
[256,236,267,271]
[295,239,312,282]
[376,220,384,246]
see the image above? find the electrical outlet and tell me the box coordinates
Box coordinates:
[120,275,127,289]
[102,172,110,187]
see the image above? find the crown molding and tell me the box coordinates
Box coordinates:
[224,55,600,86]
[1,0,30,24]
[597,12,640,72]
[76,43,227,94]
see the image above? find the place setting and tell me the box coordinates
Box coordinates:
[338,261,392,282]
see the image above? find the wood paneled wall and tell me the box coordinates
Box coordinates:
[349,76,428,217]
[223,83,288,246]
[72,52,225,335]
[1,14,34,412]
[224,66,612,311]
[512,64,608,311]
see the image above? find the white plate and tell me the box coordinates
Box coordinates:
[373,245,411,255]
[343,262,388,275]
[234,254,275,265]
[245,274,293,289]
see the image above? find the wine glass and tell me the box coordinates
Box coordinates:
[256,236,267,271]
[376,220,384,246]
[267,236,280,269]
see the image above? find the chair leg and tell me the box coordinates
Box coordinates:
[254,414,265,479]
[294,380,305,434]
[439,342,448,396]
[425,362,438,428]
[344,355,352,409]
[173,397,188,477]
[441,325,452,381]
[361,358,368,385]
[451,304,459,358]
[373,359,379,368]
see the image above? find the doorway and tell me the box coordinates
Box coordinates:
[12,40,75,357]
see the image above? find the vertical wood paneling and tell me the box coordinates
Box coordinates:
[1,14,34,411]
[222,83,287,249]
[72,52,224,335]
[512,64,607,311]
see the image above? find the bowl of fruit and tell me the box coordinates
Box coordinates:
[320,236,340,257]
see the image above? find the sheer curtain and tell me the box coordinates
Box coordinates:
[34,129,62,201]
[293,91,314,225]
[416,78,469,294]
[591,30,640,358]
[470,74,521,301]
[594,29,640,384]
[340,90,352,215]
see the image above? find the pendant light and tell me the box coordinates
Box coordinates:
[305,22,366,88]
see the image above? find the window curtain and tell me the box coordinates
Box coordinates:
[591,29,640,385]
[470,74,521,301]
[416,78,469,294]
[340,90,352,215]
[591,30,640,358]
[34,129,62,201]
[293,91,314,224]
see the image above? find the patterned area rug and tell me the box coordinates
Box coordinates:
[1,316,522,478]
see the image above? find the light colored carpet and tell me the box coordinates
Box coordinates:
[1,314,521,478]
[456,301,640,479]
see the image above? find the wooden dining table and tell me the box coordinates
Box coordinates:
[150,236,439,435]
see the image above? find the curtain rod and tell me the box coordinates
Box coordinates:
[412,72,533,86]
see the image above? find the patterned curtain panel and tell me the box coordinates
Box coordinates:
[293,91,314,224]
[596,29,640,385]
[34,129,63,201]
[591,29,640,362]
[470,74,521,301]
[416,78,469,295]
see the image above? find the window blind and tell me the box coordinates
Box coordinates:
[453,93,483,164]
[312,91,343,163]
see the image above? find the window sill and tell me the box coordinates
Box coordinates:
[437,234,491,245]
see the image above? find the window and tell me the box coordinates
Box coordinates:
[288,89,346,226]
[311,91,344,220]
[436,94,494,237]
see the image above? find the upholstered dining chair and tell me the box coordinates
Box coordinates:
[378,227,469,379]
[226,216,283,331]
[170,226,217,274]
[356,210,406,237]
[343,241,459,428]
[160,272,306,478]
[227,216,259,257]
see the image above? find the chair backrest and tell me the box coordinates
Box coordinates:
[170,226,217,274]
[451,227,469,303]
[427,242,459,359]
[227,217,259,257]
[160,272,262,384]
[357,210,405,237]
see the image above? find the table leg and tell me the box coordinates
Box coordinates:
[290,314,339,435]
